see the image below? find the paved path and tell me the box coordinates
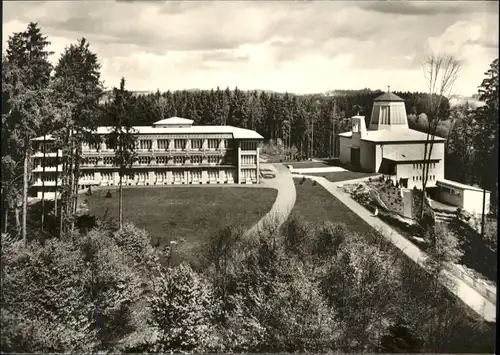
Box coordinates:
[292,173,496,323]
[247,164,296,236]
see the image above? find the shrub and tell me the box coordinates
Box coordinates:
[105,191,112,198]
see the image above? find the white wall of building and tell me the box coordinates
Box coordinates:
[463,189,490,215]
[339,137,351,164]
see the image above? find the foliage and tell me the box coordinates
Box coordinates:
[1,226,152,353]
[425,222,464,268]
[147,263,215,353]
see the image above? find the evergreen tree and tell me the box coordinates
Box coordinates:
[107,78,137,229]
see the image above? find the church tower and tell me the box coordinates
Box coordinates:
[368,87,408,131]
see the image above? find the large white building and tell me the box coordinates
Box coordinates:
[30,117,263,199]
[338,91,446,190]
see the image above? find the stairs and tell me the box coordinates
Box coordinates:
[434,210,456,223]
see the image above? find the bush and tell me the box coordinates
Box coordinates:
[105,191,112,198]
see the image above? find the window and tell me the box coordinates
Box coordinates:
[156,156,167,165]
[81,172,94,181]
[84,157,98,166]
[224,139,234,149]
[242,155,256,165]
[174,139,185,150]
[191,139,202,150]
[192,170,202,181]
[223,155,233,165]
[89,142,100,151]
[173,171,183,181]
[157,139,169,150]
[412,176,415,181]
[138,156,152,165]
[156,170,167,181]
[174,156,184,165]
[103,157,114,166]
[208,139,219,149]
[42,173,57,182]
[139,140,152,150]
[102,172,112,181]
[241,141,257,151]
[208,170,218,180]
[208,156,219,164]
[191,156,202,164]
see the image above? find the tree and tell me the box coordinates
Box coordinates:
[4,22,54,245]
[52,37,104,234]
[147,263,215,352]
[419,53,461,220]
[107,77,137,229]
[472,58,498,216]
[424,222,463,275]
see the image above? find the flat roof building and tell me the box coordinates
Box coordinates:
[31,117,264,199]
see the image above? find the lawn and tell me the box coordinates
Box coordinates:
[291,178,376,237]
[307,171,378,183]
[288,161,330,169]
[83,186,277,266]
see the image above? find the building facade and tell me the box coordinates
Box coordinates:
[338,91,446,190]
[30,117,263,199]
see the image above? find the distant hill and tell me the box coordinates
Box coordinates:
[449,95,486,109]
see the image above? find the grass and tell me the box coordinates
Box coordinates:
[83,186,277,266]
[308,171,378,183]
[288,161,330,169]
[291,178,376,236]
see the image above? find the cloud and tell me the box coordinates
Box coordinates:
[361,1,495,16]
[2,1,498,96]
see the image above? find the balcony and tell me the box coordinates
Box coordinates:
[32,165,63,172]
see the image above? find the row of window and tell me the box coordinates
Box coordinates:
[78,170,236,181]
[241,169,257,179]
[241,156,257,165]
[84,139,239,151]
[412,175,436,182]
[84,155,230,166]
[413,163,436,169]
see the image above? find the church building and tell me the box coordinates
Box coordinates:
[338,90,445,189]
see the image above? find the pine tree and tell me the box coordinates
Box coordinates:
[52,37,104,234]
[4,22,53,244]
[107,77,137,229]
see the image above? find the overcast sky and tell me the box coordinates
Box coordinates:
[3,1,498,95]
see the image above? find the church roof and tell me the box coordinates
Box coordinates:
[337,128,445,143]
[374,92,404,102]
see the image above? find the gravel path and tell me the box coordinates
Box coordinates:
[247,164,296,236]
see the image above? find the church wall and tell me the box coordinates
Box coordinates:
[339,137,351,164]
[360,140,376,171]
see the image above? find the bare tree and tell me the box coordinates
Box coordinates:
[419,53,461,220]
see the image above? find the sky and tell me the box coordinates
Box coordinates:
[3,1,498,96]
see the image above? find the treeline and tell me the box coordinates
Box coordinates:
[100,87,451,157]
[1,215,495,352]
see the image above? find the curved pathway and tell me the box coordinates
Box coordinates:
[293,173,496,323]
[247,164,296,236]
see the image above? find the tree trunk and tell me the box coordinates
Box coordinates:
[15,203,20,236]
[3,201,8,234]
[41,136,47,231]
[59,152,67,238]
[22,143,29,247]
[119,173,123,229]
[54,149,59,217]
